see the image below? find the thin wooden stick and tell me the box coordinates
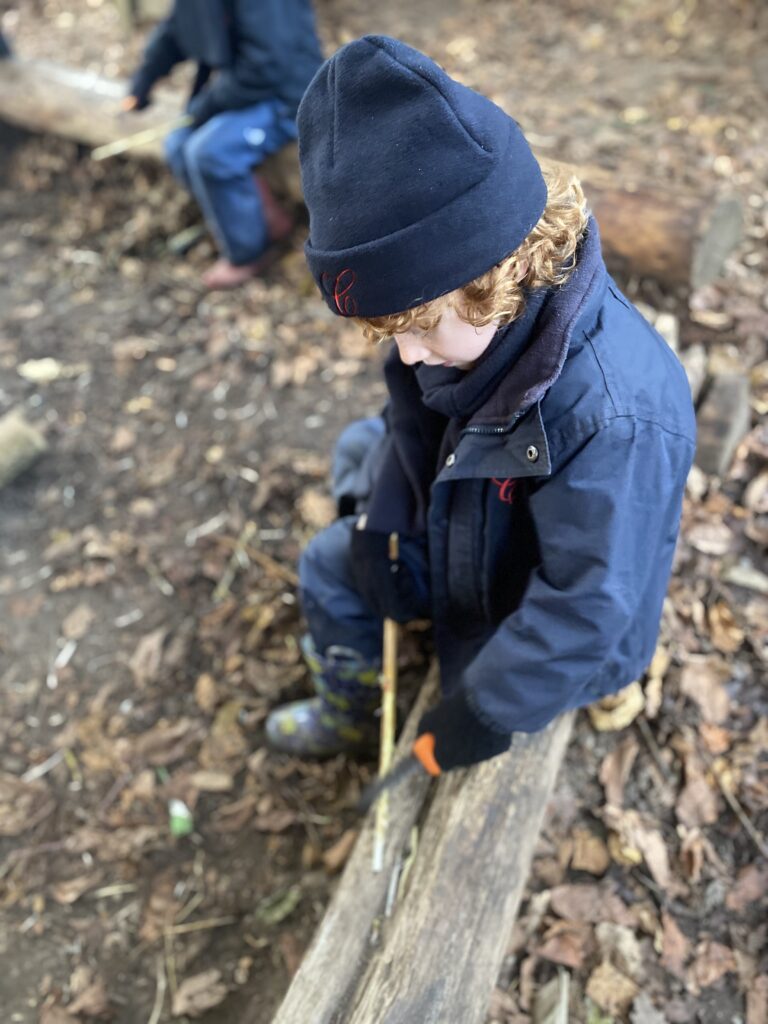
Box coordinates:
[166,915,237,936]
[146,954,167,1024]
[699,744,768,860]
[91,115,192,161]
[213,521,258,603]
[373,533,399,873]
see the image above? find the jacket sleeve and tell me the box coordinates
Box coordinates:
[462,416,693,733]
[130,18,185,102]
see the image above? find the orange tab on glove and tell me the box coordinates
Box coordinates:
[413,687,511,775]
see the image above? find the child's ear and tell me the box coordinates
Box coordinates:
[515,259,529,282]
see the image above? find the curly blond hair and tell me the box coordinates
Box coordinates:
[357,160,589,343]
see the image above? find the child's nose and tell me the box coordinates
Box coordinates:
[395,336,429,366]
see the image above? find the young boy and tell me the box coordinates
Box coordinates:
[125,0,323,290]
[265,36,696,776]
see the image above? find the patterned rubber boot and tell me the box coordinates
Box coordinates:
[265,635,381,757]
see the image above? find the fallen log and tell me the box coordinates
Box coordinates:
[0,56,302,202]
[578,168,743,293]
[0,55,741,286]
[269,662,573,1024]
[0,410,48,490]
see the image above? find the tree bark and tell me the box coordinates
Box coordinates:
[0,56,742,286]
[270,659,573,1024]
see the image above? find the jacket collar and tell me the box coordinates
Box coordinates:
[435,220,607,485]
[467,217,607,431]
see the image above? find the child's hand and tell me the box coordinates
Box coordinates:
[121,94,149,112]
[413,688,511,774]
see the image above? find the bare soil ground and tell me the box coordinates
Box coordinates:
[1,1,767,1023]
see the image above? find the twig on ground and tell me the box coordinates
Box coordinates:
[699,745,768,859]
[164,929,178,1000]
[213,521,258,602]
[245,546,300,587]
[146,954,167,1024]
[166,915,237,936]
[21,749,64,783]
[174,891,205,926]
[631,869,702,920]
[97,771,133,819]
[635,716,676,803]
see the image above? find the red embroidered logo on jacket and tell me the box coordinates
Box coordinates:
[321,269,358,316]
[491,478,518,505]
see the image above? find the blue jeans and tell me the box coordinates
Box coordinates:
[164,101,297,265]
[300,419,431,660]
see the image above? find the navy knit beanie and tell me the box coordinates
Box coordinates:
[298,35,547,319]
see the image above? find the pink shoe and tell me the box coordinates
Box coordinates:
[201,257,266,291]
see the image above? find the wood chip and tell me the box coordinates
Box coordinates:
[322,828,358,874]
[586,960,638,1014]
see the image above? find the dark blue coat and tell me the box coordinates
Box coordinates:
[130,0,323,124]
[366,224,696,734]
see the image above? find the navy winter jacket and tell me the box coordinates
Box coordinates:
[130,0,323,124]
[365,222,696,734]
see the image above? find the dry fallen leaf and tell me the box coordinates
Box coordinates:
[708,600,745,654]
[602,807,684,895]
[599,735,640,808]
[198,701,247,772]
[747,975,768,1024]
[189,770,234,793]
[660,911,690,979]
[62,602,95,640]
[699,722,732,755]
[39,1006,75,1024]
[0,772,54,836]
[687,521,736,556]
[725,864,768,913]
[67,970,110,1018]
[586,960,639,1014]
[644,644,670,719]
[588,681,645,731]
[296,487,337,529]
[570,828,610,876]
[52,872,103,905]
[679,658,731,723]
[171,969,228,1018]
[128,627,167,688]
[595,922,644,982]
[688,939,737,990]
[630,991,667,1024]
[548,883,634,926]
[323,828,358,874]
[124,718,204,767]
[536,920,591,970]
[675,747,721,828]
[109,424,137,453]
[254,808,298,833]
[194,672,218,714]
[744,470,768,514]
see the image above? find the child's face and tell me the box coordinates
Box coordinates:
[392,301,498,371]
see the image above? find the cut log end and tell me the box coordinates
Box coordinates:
[0,410,47,489]
[691,196,743,292]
